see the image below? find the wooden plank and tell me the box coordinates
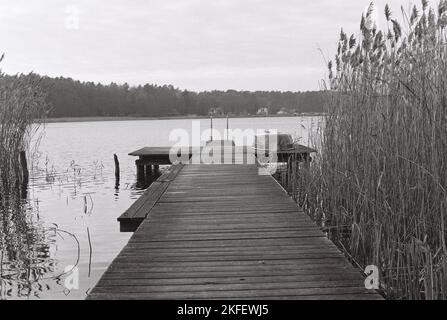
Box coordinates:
[118,164,183,232]
[91,280,368,294]
[117,260,348,270]
[125,238,339,249]
[95,273,365,287]
[100,268,360,280]
[89,286,373,300]
[118,246,343,256]
[105,261,357,275]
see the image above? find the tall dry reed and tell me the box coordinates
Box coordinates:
[288,1,447,299]
[0,64,47,195]
[0,60,49,298]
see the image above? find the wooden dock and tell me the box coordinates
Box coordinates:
[88,151,382,299]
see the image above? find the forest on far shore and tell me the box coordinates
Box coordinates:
[10,74,325,118]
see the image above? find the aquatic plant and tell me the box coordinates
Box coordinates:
[0,63,48,195]
[287,1,447,299]
[0,58,50,299]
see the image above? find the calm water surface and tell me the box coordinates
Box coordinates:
[0,116,320,300]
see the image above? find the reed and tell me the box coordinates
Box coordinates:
[0,62,50,298]
[0,66,48,196]
[287,1,447,299]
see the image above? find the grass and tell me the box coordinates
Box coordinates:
[284,1,447,299]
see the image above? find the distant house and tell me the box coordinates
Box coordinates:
[209,107,224,116]
[277,108,289,115]
[257,107,269,116]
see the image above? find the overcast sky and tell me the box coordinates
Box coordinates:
[1,0,418,91]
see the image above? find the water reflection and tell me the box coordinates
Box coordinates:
[136,167,162,190]
[0,157,159,300]
[0,193,56,299]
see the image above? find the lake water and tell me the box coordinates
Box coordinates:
[0,116,320,300]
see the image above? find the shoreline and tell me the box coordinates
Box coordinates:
[44,113,325,123]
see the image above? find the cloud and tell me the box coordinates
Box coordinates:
[0,0,422,91]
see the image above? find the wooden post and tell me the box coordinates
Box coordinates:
[303,153,311,170]
[19,150,29,199]
[114,154,120,188]
[19,150,29,183]
[145,164,153,178]
[136,160,145,181]
[226,115,229,140]
[210,116,213,142]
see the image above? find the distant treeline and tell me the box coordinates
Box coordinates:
[13,74,325,118]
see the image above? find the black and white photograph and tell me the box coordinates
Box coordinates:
[1,0,446,307]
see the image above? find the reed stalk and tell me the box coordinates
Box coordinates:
[285,1,447,299]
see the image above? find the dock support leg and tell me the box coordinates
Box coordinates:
[137,161,145,181]
[145,165,153,180]
[303,153,311,170]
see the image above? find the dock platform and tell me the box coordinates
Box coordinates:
[89,155,382,299]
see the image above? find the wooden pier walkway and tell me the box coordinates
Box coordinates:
[89,160,381,299]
